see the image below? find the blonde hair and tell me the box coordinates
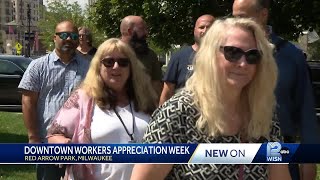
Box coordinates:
[81,38,157,114]
[186,18,278,139]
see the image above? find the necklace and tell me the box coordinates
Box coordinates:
[113,102,136,143]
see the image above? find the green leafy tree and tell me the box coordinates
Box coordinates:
[90,0,231,51]
[269,0,320,40]
[84,6,107,47]
[308,41,320,60]
[38,1,106,51]
[269,1,320,60]
[142,0,232,50]
[37,0,84,50]
[91,0,320,51]
[90,0,144,40]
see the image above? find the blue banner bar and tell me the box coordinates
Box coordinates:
[0,144,197,163]
[0,143,319,164]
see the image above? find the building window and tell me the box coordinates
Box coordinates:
[5,9,10,15]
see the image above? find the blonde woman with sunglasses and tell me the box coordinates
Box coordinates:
[47,38,158,179]
[131,18,291,180]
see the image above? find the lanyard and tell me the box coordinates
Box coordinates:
[113,102,136,143]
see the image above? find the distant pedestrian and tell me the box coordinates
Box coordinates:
[77,26,97,60]
[18,20,89,180]
[120,15,163,97]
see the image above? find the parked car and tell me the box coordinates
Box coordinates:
[0,55,32,111]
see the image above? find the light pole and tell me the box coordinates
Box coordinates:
[27,3,31,57]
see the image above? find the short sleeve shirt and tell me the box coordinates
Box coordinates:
[18,50,89,141]
[163,46,195,89]
[143,90,281,179]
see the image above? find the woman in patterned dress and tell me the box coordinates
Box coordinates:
[131,18,291,180]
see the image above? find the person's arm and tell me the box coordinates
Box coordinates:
[300,164,316,180]
[132,92,187,179]
[131,164,173,180]
[47,134,71,144]
[152,80,163,98]
[159,82,176,105]
[268,112,290,179]
[18,60,41,143]
[21,90,40,143]
[294,50,320,143]
[47,91,82,143]
[159,50,181,105]
[150,54,163,97]
[294,52,318,180]
[268,164,291,180]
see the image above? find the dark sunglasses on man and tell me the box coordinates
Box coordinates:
[55,32,79,40]
[101,57,130,68]
[220,46,262,64]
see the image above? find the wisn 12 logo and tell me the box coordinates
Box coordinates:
[266,142,289,162]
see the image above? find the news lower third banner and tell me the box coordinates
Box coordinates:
[0,143,318,164]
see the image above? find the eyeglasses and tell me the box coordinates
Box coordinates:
[55,32,79,40]
[220,46,262,64]
[101,57,130,68]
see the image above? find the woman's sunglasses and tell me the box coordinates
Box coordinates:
[220,46,262,64]
[101,57,130,68]
[55,32,79,40]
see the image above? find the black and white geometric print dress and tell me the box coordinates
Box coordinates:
[143,90,281,180]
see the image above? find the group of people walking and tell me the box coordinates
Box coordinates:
[18,0,319,179]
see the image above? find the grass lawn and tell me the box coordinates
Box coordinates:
[0,111,320,179]
[0,111,35,180]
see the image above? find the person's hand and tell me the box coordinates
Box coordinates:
[47,134,71,144]
[300,164,316,180]
[55,138,71,169]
